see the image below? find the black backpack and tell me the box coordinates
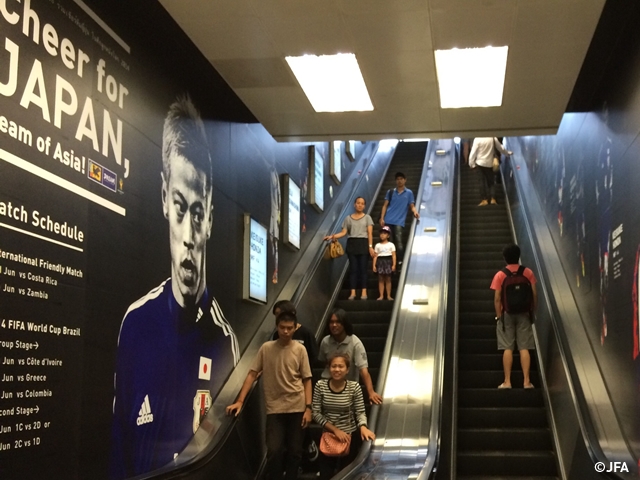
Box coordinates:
[500,266,533,316]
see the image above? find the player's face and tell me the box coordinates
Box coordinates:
[354,198,366,213]
[162,152,213,307]
[396,176,406,189]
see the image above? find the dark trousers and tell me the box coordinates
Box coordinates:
[477,165,495,200]
[348,253,368,290]
[318,431,363,480]
[265,412,304,480]
[388,224,405,262]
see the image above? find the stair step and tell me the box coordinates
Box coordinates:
[458,388,544,408]
[456,451,557,477]
[459,354,523,371]
[352,323,390,337]
[459,299,495,313]
[459,370,539,389]
[459,325,496,339]
[457,428,553,451]
[458,407,549,428]
[459,339,499,354]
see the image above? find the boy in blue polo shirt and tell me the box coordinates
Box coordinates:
[379,172,420,263]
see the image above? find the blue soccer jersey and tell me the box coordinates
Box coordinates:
[110,279,239,479]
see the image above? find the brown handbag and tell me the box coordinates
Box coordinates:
[319,431,351,457]
[329,240,344,258]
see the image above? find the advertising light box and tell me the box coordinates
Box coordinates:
[243,214,268,304]
[282,174,301,250]
[309,145,324,212]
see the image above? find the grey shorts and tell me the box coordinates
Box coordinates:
[496,312,535,350]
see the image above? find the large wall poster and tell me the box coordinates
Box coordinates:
[0,2,365,479]
[0,0,132,477]
[0,1,238,479]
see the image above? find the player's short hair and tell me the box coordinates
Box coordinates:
[395,171,406,179]
[276,310,298,326]
[162,95,212,191]
[502,244,521,264]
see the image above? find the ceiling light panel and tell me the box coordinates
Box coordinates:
[285,53,374,112]
[435,46,508,108]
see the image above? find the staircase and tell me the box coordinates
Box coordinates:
[455,164,558,479]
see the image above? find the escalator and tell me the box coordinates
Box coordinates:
[328,142,427,396]
[304,142,427,477]
[455,165,558,478]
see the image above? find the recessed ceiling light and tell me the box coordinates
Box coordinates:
[434,46,509,108]
[285,53,374,112]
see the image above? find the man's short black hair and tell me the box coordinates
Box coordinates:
[273,300,296,316]
[276,310,298,326]
[503,244,521,264]
[395,172,406,179]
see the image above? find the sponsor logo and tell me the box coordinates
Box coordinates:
[87,159,117,192]
[89,162,102,182]
[137,395,154,426]
[193,390,212,433]
[199,356,212,381]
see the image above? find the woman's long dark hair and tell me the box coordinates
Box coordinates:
[331,308,354,336]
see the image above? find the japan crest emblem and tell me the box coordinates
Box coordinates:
[193,389,212,433]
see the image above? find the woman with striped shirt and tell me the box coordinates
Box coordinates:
[312,353,375,479]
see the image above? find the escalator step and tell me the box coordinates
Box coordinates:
[456,451,557,477]
[458,388,544,408]
[458,339,499,354]
[458,428,553,451]
[458,407,549,428]
[459,370,540,389]
[459,325,496,339]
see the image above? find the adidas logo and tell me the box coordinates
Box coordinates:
[136,395,154,426]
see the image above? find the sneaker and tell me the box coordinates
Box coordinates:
[307,440,319,462]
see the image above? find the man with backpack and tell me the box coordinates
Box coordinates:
[490,244,537,389]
